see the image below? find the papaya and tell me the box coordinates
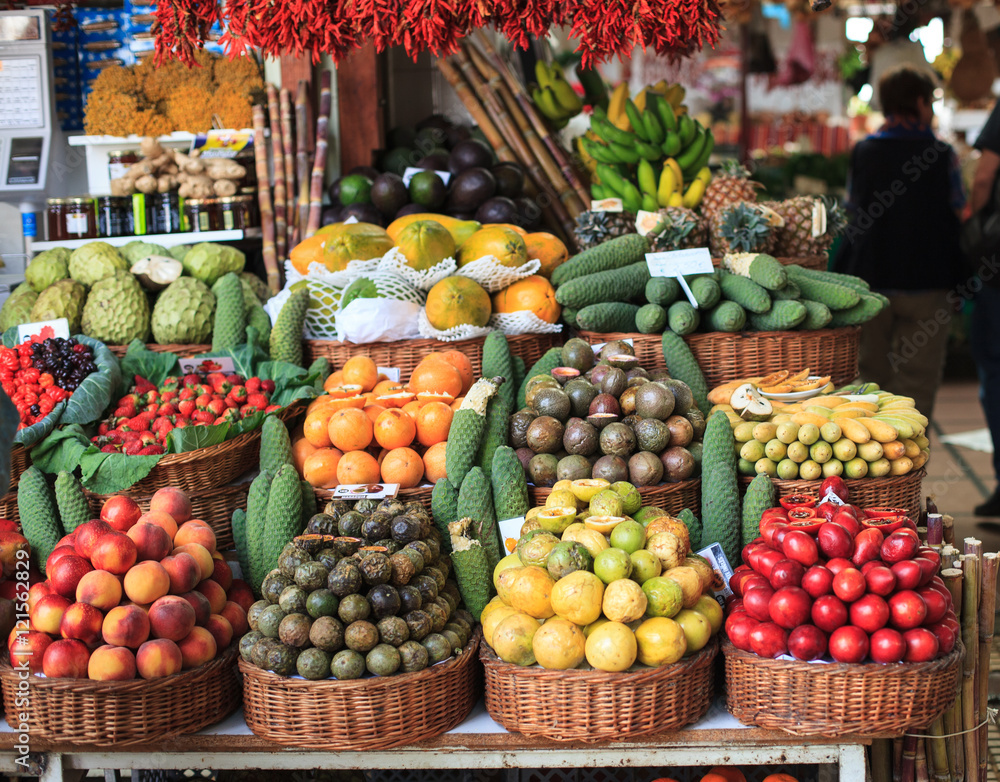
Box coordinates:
[290,222,393,274]
[457,225,529,268]
[425,276,492,330]
[386,213,481,246]
[523,232,569,279]
[492,275,561,323]
[395,220,456,270]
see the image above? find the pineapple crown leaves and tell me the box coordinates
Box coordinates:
[719,203,773,252]
[718,158,752,179]
[820,195,847,238]
[653,208,700,242]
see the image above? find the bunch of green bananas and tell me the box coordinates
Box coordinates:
[531,61,584,129]
[582,94,715,213]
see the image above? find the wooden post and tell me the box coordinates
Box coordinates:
[336,42,385,173]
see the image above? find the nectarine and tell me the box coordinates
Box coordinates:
[42,638,90,678]
[76,570,123,611]
[149,488,192,524]
[100,495,142,533]
[136,638,183,679]
[177,626,217,669]
[102,605,151,648]
[127,523,173,563]
[148,595,196,642]
[88,644,137,681]
[60,602,104,646]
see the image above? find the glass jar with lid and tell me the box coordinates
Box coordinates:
[148,192,182,234]
[64,197,98,240]
[218,195,258,231]
[108,150,139,183]
[184,198,222,232]
[46,198,67,241]
[97,196,134,238]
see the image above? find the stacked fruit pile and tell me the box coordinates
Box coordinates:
[1,337,97,428]
[727,483,957,664]
[482,478,721,671]
[1,242,270,348]
[239,497,473,680]
[712,379,929,480]
[11,484,252,680]
[513,339,704,487]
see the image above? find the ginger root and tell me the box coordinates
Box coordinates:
[134,174,158,194]
[212,179,237,197]
[110,177,136,196]
[205,160,246,180]
[139,137,165,159]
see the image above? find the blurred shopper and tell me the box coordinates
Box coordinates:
[833,64,965,420]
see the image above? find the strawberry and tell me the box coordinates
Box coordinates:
[157,403,177,416]
[193,410,216,424]
[138,444,165,455]
[207,398,226,417]
[106,431,124,444]
[197,384,213,397]
[246,393,269,409]
[265,404,283,413]
[227,386,248,405]
[178,399,196,417]
[178,387,196,401]
[134,375,156,393]
[140,389,159,405]
[98,423,110,436]
[138,432,157,446]
[225,398,240,410]
[113,405,134,419]
[124,440,145,456]
[195,393,213,410]
[174,419,189,430]
[162,375,180,388]
[227,373,244,385]
[101,444,120,454]
[245,377,262,394]
[121,430,142,443]
[206,372,225,387]
[145,403,159,414]
[261,379,276,394]
[183,374,201,388]
[220,408,240,424]
[160,390,177,403]
[240,405,260,418]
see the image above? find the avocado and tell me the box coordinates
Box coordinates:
[371,172,409,216]
[516,197,541,229]
[448,138,494,174]
[447,167,496,211]
[509,409,537,448]
[565,378,598,418]
[592,454,629,483]
[408,170,447,209]
[475,196,518,224]
[337,174,373,206]
[634,417,672,453]
[342,203,385,226]
[525,416,565,453]
[382,146,415,175]
[492,162,525,198]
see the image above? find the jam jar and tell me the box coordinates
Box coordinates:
[184,198,221,232]
[218,195,258,230]
[107,150,139,182]
[149,192,182,234]
[46,198,67,241]
[97,195,134,238]
[64,197,98,240]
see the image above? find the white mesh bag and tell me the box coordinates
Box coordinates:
[261,276,343,341]
[490,311,564,335]
[417,308,494,342]
[378,248,456,291]
[456,255,542,293]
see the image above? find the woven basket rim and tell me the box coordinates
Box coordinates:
[738,468,927,488]
[85,477,254,502]
[721,639,963,677]
[480,634,718,682]
[578,326,862,341]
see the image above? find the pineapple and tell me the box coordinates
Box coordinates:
[765,195,846,257]
[700,160,761,218]
[648,207,708,252]
[709,202,784,256]
[573,209,637,250]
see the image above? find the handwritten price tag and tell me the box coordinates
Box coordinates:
[590,198,623,213]
[332,483,400,500]
[178,356,236,375]
[646,248,714,308]
[17,318,69,343]
[696,542,735,607]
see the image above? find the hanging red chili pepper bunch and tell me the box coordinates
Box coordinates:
[219,0,359,63]
[639,0,721,56]
[568,0,652,69]
[154,0,219,66]
[395,0,473,59]
[353,0,404,53]
[489,0,563,50]
[217,0,256,59]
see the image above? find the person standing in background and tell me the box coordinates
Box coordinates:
[833,64,965,421]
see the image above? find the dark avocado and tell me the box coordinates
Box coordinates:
[634,417,672,453]
[475,196,518,224]
[492,162,525,198]
[561,338,596,372]
[370,172,409,216]
[448,138,494,174]
[447,167,496,210]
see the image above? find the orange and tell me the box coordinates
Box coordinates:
[424,276,491,331]
[380,447,424,488]
[336,450,381,484]
[416,402,453,446]
[303,412,333,447]
[292,437,321,472]
[307,395,336,415]
[451,396,464,411]
[374,408,417,450]
[416,390,455,407]
[327,408,374,452]
[373,380,404,396]
[439,350,474,394]
[302,448,344,488]
[323,370,344,392]
[423,441,448,483]
[492,275,561,324]
[402,400,422,419]
[523,232,569,280]
[408,359,463,399]
[326,384,364,399]
[362,404,386,423]
[342,356,378,393]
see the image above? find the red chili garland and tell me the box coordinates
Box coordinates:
[569,0,650,69]
[354,0,405,53]
[491,0,563,49]
[640,0,721,56]
[154,0,218,66]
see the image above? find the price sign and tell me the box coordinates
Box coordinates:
[378,367,401,382]
[332,483,400,500]
[590,197,623,212]
[17,318,69,343]
[646,248,714,308]
[402,167,451,187]
[178,356,236,375]
[696,542,735,607]
[590,337,634,354]
[498,516,525,558]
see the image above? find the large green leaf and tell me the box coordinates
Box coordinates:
[13,399,67,448]
[61,335,121,425]
[2,326,16,348]
[80,447,162,494]
[166,421,230,453]
[29,425,91,475]
[121,340,180,388]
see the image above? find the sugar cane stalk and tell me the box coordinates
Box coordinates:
[961,553,980,779]
[926,718,950,782]
[915,737,929,782]
[901,734,918,782]
[941,566,964,780]
[280,87,296,250]
[296,79,311,242]
[872,739,894,782]
[267,84,287,262]
[252,105,279,294]
[977,552,997,782]
[305,71,331,239]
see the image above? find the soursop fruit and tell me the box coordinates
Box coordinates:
[151,277,215,344]
[0,285,39,332]
[68,241,129,288]
[30,279,86,333]
[182,242,246,287]
[241,272,271,304]
[120,240,170,265]
[81,271,150,344]
[211,272,247,351]
[24,248,70,292]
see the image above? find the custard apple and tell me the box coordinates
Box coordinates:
[0,284,39,332]
[29,279,86,333]
[82,271,150,344]
[68,241,129,288]
[151,277,215,344]
[182,243,245,287]
[25,248,70,292]
[121,240,170,265]
[168,244,192,262]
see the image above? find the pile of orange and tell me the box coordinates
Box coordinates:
[293,352,474,490]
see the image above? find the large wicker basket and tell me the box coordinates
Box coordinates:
[723,640,962,737]
[738,468,925,519]
[107,343,212,358]
[480,638,718,742]
[8,445,28,490]
[125,428,261,494]
[712,255,828,272]
[0,492,17,524]
[528,479,700,517]
[0,646,241,747]
[577,327,860,388]
[85,478,252,549]
[240,628,481,750]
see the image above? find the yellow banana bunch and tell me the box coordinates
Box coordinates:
[532,60,583,128]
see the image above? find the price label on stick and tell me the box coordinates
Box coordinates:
[645,248,714,309]
[377,367,401,382]
[332,483,400,500]
[696,542,735,607]
[18,319,70,343]
[590,197,623,213]
[498,517,525,558]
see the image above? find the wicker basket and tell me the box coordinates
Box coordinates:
[0,491,17,524]
[712,255,828,272]
[8,445,28,490]
[314,484,433,513]
[240,628,481,750]
[528,479,700,517]
[723,640,962,737]
[107,343,212,358]
[125,428,261,494]
[577,327,860,388]
[481,638,717,742]
[738,468,925,519]
[85,478,252,549]
[0,645,242,747]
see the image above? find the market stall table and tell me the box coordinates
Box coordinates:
[0,699,870,781]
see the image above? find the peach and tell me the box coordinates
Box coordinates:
[209,558,233,591]
[172,543,214,582]
[177,626,217,669]
[75,520,116,559]
[137,511,178,540]
[45,545,78,573]
[48,555,94,598]
[173,521,217,554]
[204,614,233,651]
[220,601,249,636]
[90,533,137,575]
[127,523,173,562]
[55,531,78,550]
[27,581,54,613]
[88,644,137,681]
[102,605,151,648]
[178,591,212,625]
[76,570,123,611]
[149,488,192,525]
[100,496,142,533]
[148,595,196,641]
[42,638,90,678]
[0,531,29,579]
[30,594,71,634]
[161,552,201,594]
[123,561,171,605]
[227,580,254,614]
[8,630,53,674]
[196,579,227,614]
[136,638,183,679]
[60,602,104,646]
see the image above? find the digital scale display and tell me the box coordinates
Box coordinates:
[0,57,44,129]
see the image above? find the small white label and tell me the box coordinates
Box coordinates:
[178,356,237,375]
[332,483,400,500]
[822,489,846,506]
[634,209,660,236]
[18,318,70,343]
[343,215,359,225]
[696,542,735,606]
[590,338,634,354]
[377,367,401,383]
[590,197,623,213]
[402,167,451,187]
[645,248,714,278]
[65,212,89,235]
[499,516,525,556]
